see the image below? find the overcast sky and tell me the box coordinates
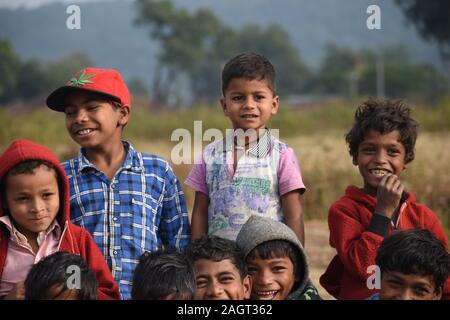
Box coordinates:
[0,0,116,9]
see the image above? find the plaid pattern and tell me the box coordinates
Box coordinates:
[62,141,190,299]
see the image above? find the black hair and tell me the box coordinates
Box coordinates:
[247,240,303,280]
[132,250,196,300]
[25,251,98,300]
[222,52,276,95]
[376,228,450,291]
[0,160,63,217]
[185,235,248,279]
[345,98,418,164]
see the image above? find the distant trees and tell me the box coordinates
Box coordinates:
[135,0,310,106]
[395,0,450,73]
[0,39,93,106]
[314,43,449,102]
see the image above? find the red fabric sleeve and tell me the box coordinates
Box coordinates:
[78,229,121,300]
[328,203,384,281]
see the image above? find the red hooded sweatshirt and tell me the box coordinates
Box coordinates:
[320,186,450,300]
[0,139,120,300]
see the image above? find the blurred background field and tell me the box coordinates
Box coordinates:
[1,98,449,235]
[2,98,449,299]
[1,0,450,299]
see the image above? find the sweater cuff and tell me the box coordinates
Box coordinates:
[368,213,391,238]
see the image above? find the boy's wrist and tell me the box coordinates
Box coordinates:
[368,213,391,237]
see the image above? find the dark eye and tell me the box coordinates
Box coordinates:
[16,196,29,202]
[388,149,400,156]
[414,287,429,296]
[196,279,207,288]
[43,192,54,199]
[360,147,375,154]
[65,109,76,116]
[87,105,99,111]
[272,266,287,273]
[255,95,265,100]
[232,96,243,102]
[220,275,235,283]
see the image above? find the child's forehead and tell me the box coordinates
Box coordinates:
[224,77,274,93]
[360,129,403,144]
[194,258,241,274]
[383,270,436,287]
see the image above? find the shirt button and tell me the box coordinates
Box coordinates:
[113,251,118,255]
[113,217,118,221]
[111,183,116,189]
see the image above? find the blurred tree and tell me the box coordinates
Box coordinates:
[128,77,149,96]
[135,0,310,106]
[315,43,449,101]
[0,40,21,104]
[135,0,224,106]
[234,24,311,96]
[395,0,450,73]
[315,44,358,96]
[17,59,47,100]
[45,52,93,90]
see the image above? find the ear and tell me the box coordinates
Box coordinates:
[271,95,280,115]
[220,97,228,116]
[352,157,358,166]
[242,275,252,300]
[118,105,131,127]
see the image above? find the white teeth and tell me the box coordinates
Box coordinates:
[370,169,388,177]
[77,129,93,135]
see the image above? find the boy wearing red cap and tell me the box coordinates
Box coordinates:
[0,139,120,300]
[46,68,190,300]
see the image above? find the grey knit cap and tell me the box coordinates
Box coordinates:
[236,215,310,296]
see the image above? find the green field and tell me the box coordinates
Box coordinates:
[1,98,449,235]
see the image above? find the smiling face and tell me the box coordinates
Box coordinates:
[379,271,442,300]
[64,91,129,150]
[193,258,251,300]
[4,165,60,241]
[247,255,297,300]
[355,130,407,196]
[220,78,279,134]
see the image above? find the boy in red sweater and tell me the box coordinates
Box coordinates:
[0,139,120,300]
[320,98,450,300]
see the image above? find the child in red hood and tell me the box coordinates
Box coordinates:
[320,98,450,300]
[0,139,120,300]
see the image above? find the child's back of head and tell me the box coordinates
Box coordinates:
[375,228,450,300]
[25,251,98,300]
[132,250,195,300]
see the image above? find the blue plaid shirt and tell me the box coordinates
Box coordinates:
[62,141,190,299]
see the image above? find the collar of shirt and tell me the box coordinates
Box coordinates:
[0,215,61,248]
[222,128,273,158]
[76,140,144,174]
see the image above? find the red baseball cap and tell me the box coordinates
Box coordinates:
[46,67,131,112]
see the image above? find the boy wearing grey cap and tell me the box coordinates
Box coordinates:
[236,215,321,300]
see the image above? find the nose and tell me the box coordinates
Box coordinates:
[30,197,45,214]
[373,150,388,164]
[206,280,224,298]
[243,96,256,109]
[74,109,88,123]
[254,269,273,286]
[397,289,414,300]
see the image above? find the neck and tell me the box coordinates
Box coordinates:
[85,140,126,180]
